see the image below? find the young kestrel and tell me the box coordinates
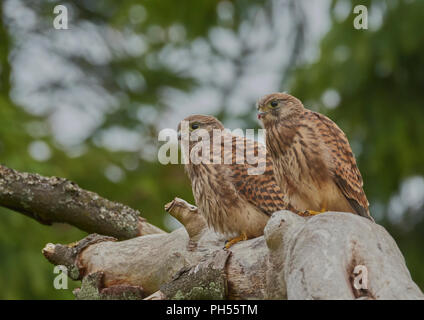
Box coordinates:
[178,115,304,248]
[257,93,373,221]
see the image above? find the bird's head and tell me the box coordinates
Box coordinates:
[256,92,304,125]
[177,114,224,148]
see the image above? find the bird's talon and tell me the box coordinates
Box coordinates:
[224,232,247,249]
[304,210,322,216]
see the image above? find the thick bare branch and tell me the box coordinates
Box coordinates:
[0,164,164,239]
[43,206,424,300]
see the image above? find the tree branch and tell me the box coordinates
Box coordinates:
[43,207,424,300]
[0,164,164,239]
[3,163,421,300]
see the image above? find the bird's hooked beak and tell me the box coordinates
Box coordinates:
[257,105,268,120]
[257,111,267,119]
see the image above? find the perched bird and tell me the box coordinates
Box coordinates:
[257,93,373,221]
[178,115,304,248]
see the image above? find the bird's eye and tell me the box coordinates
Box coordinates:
[270,100,279,108]
[191,123,199,130]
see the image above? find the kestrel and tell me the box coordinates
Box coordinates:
[257,93,373,221]
[178,115,303,248]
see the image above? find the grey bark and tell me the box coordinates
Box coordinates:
[0,164,164,239]
[42,198,424,300]
[0,164,422,300]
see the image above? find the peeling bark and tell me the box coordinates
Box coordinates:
[160,250,231,300]
[0,164,422,300]
[73,271,146,300]
[42,203,424,300]
[0,164,164,239]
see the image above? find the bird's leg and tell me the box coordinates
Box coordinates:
[320,200,327,213]
[225,232,247,249]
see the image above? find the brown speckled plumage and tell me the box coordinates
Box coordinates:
[257,93,372,221]
[179,115,299,238]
